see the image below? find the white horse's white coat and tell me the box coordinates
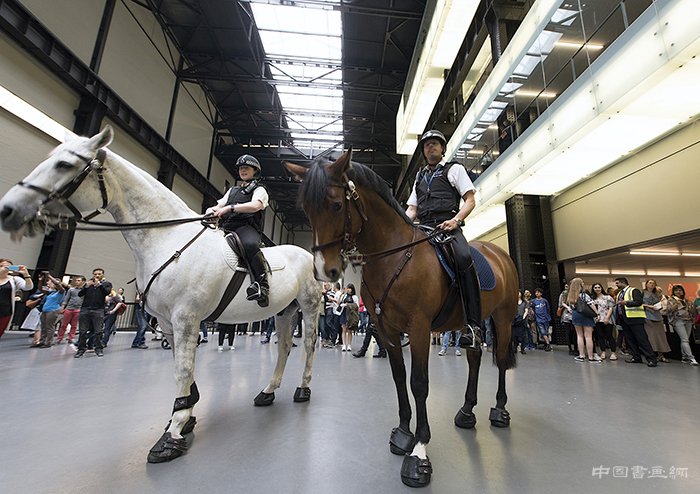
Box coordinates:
[0,127,322,445]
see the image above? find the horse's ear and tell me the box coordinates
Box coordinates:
[283,161,308,181]
[328,147,353,176]
[88,125,114,150]
[63,130,77,143]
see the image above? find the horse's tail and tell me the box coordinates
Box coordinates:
[490,316,517,370]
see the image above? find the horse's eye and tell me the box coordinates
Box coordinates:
[331,202,342,212]
[55,161,73,170]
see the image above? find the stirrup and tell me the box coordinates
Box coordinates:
[459,324,482,349]
[246,282,262,301]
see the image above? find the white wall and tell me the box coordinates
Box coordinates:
[552,120,700,260]
[21,0,103,66]
[474,224,509,254]
[0,34,79,130]
[0,110,56,266]
[171,83,215,178]
[172,174,203,214]
[100,0,175,135]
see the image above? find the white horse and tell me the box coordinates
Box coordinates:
[0,126,322,463]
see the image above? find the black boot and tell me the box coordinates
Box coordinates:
[458,261,482,349]
[246,252,269,307]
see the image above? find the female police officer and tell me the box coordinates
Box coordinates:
[208,155,270,307]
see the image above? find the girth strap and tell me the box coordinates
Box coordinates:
[203,270,247,322]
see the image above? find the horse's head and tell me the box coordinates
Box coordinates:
[285,148,363,282]
[0,126,114,240]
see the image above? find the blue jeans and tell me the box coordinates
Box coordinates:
[442,330,461,350]
[359,312,369,333]
[102,312,118,345]
[132,309,150,346]
[199,321,209,340]
[483,318,493,346]
[672,319,695,360]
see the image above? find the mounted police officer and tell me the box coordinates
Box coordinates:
[405,129,482,348]
[207,155,270,307]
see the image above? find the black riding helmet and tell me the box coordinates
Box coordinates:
[236,154,261,178]
[418,129,447,159]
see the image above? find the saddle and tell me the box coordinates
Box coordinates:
[224,232,271,284]
[417,226,495,330]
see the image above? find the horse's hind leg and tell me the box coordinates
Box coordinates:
[490,309,516,428]
[455,341,482,429]
[254,303,296,406]
[148,318,200,463]
[294,298,320,402]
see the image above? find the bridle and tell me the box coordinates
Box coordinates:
[15,148,215,232]
[310,177,368,268]
[310,175,441,267]
[17,149,108,226]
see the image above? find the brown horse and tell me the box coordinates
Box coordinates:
[285,151,519,488]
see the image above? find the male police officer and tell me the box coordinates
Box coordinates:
[405,130,481,347]
[208,155,270,307]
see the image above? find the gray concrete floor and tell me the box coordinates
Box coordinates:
[1,330,699,494]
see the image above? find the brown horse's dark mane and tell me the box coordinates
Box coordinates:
[298,156,413,226]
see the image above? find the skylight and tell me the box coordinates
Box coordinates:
[250,1,344,157]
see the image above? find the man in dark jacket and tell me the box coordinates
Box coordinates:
[74,268,112,358]
[405,129,481,348]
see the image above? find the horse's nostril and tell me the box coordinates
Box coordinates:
[0,205,13,222]
[328,268,339,281]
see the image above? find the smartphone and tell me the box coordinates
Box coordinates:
[7,265,20,271]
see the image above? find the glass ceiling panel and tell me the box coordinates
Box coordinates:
[251,2,343,157]
[259,31,341,60]
[252,4,341,36]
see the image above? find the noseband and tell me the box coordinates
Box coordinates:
[17,149,108,224]
[310,177,368,267]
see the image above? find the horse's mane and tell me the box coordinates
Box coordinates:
[298,156,413,226]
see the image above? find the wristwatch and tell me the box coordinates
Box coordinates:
[454,218,465,227]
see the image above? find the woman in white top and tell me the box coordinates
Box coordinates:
[0,258,33,339]
[642,279,671,363]
[591,283,617,360]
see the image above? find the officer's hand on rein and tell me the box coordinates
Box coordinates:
[438,219,459,231]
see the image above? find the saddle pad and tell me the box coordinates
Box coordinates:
[221,237,285,272]
[470,246,496,291]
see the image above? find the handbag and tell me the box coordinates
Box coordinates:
[575,296,596,319]
[556,307,563,318]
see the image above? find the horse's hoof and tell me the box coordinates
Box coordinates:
[389,427,416,456]
[253,391,275,406]
[454,408,477,429]
[489,407,511,428]
[164,416,197,434]
[400,455,432,487]
[293,387,311,402]
[147,432,188,463]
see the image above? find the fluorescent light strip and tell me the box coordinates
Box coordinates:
[0,84,70,142]
[554,41,604,50]
[647,270,682,276]
[575,269,611,275]
[516,89,557,98]
[629,250,680,256]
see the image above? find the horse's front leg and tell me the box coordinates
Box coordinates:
[254,304,296,406]
[455,343,482,429]
[147,317,200,463]
[383,330,414,457]
[401,330,433,487]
